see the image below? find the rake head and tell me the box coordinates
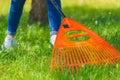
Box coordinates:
[50,18,120,72]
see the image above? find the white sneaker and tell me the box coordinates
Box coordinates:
[2,36,18,50]
[50,35,57,45]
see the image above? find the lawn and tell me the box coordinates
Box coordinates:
[0,0,120,80]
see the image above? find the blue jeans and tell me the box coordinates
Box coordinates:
[8,0,61,35]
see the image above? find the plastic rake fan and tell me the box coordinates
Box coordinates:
[50,0,120,72]
[50,18,120,72]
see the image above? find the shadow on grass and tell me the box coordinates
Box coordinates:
[0,15,8,23]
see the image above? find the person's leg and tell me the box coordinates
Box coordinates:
[46,0,61,45]
[2,0,26,50]
[47,0,61,35]
[8,0,26,37]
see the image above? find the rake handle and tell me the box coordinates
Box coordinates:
[50,0,66,18]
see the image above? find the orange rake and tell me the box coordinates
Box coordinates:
[50,0,120,72]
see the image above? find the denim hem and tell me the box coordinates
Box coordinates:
[50,31,58,35]
[7,30,16,35]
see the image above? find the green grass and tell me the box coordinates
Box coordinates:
[0,0,120,80]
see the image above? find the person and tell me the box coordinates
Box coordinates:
[2,0,61,50]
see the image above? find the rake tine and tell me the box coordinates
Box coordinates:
[92,45,101,64]
[63,49,67,70]
[89,45,99,65]
[86,45,97,65]
[76,47,84,65]
[81,46,91,64]
[99,46,119,64]
[70,48,75,72]
[78,47,87,64]
[56,49,59,69]
[59,49,64,71]
[94,46,106,64]
[68,48,74,72]
[87,45,96,64]
[74,47,82,71]
[85,45,96,64]
[99,47,109,63]
[71,48,78,72]
[100,47,116,64]
[54,49,57,67]
[66,48,71,72]
[102,48,113,62]
[90,45,102,65]
[108,48,120,64]
[78,47,84,64]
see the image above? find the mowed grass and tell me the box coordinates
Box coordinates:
[0,0,120,80]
